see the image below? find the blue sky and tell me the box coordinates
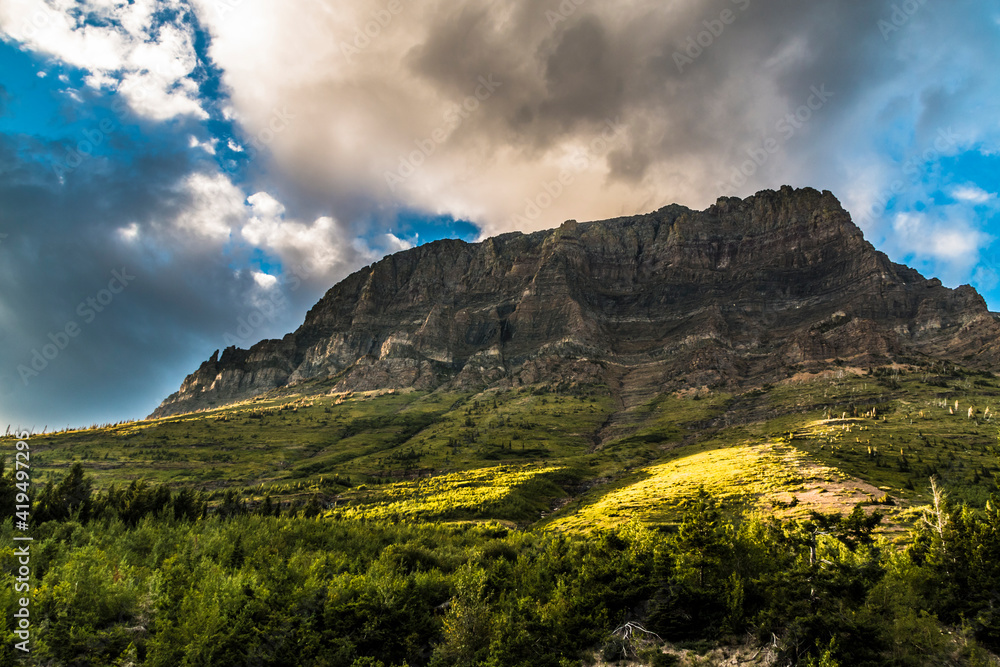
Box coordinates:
[0,0,998,430]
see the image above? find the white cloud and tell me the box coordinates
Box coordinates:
[0,0,207,120]
[952,184,996,204]
[117,221,140,242]
[170,172,245,241]
[242,192,343,278]
[252,271,278,289]
[891,211,991,266]
[245,191,285,222]
[188,135,216,155]
[384,233,414,253]
[122,172,357,286]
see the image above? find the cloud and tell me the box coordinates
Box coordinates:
[184,0,999,244]
[383,233,414,254]
[117,222,139,242]
[10,1,999,258]
[0,0,207,120]
[0,118,363,427]
[241,192,349,279]
[170,172,244,241]
[188,134,215,154]
[952,184,996,204]
[251,271,278,289]
[891,211,992,268]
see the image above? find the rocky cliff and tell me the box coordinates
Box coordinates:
[151,186,1000,418]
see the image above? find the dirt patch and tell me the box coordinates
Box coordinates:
[757,438,892,519]
[780,366,866,385]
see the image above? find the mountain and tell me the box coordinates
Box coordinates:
[151,186,1000,419]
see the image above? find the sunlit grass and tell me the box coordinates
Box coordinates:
[548,443,854,531]
[330,464,564,521]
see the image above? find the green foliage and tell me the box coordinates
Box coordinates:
[2,478,1000,665]
[34,463,93,522]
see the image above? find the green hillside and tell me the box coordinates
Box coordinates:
[9,362,999,530]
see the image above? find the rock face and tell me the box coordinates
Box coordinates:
[151,187,1000,418]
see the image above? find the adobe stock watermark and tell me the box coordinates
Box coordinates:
[878,0,930,41]
[384,74,503,192]
[52,78,165,180]
[9,3,60,42]
[14,268,136,388]
[53,116,122,180]
[716,84,833,193]
[853,127,960,228]
[214,0,248,18]
[10,429,33,654]
[505,117,627,227]
[223,288,291,348]
[546,0,588,28]
[19,7,186,180]
[0,371,15,400]
[673,0,751,73]
[340,0,409,63]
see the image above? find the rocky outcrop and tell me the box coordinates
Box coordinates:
[151,186,1000,418]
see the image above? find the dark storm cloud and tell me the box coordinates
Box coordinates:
[401,0,908,188]
[0,126,355,429]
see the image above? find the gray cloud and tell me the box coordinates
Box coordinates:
[0,127,362,429]
[195,0,994,235]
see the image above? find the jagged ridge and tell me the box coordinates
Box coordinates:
[151,186,1000,418]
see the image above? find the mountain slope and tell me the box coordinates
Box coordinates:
[152,186,1000,419]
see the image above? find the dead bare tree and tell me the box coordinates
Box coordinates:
[610,622,664,659]
[921,476,948,541]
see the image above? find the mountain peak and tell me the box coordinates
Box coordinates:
[151,187,999,418]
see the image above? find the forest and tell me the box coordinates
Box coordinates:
[2,462,999,666]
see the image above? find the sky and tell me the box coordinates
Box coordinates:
[0,0,998,431]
